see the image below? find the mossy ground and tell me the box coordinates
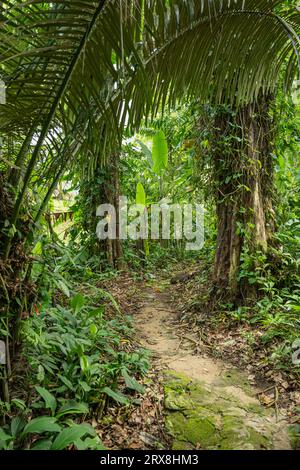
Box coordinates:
[164,370,290,450]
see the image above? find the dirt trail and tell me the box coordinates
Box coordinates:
[134,286,292,450]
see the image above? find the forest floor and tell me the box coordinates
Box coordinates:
[98,264,300,450]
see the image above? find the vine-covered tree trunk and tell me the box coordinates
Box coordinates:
[214,200,242,294]
[105,153,125,269]
[242,97,276,250]
[80,153,125,270]
[212,94,275,298]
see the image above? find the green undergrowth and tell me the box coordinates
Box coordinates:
[220,246,300,373]
[186,244,300,375]
[0,242,149,450]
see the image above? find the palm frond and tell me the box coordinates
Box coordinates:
[1,0,300,251]
[72,1,300,175]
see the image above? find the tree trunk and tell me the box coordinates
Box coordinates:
[212,94,275,298]
[214,201,242,295]
[112,154,126,270]
[81,153,126,270]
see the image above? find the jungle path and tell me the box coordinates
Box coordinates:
[133,285,292,450]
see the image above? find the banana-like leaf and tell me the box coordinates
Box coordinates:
[136,182,146,206]
[152,130,168,175]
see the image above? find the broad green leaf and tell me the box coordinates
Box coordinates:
[89,306,105,317]
[136,182,146,206]
[54,279,70,298]
[101,387,130,405]
[291,305,300,311]
[74,436,106,450]
[35,386,57,415]
[89,324,98,336]
[122,369,145,394]
[57,374,75,391]
[32,241,42,255]
[56,401,89,419]
[152,130,168,174]
[70,293,85,313]
[51,424,95,450]
[31,439,53,450]
[11,398,26,410]
[0,429,12,441]
[10,416,26,437]
[37,365,45,382]
[80,355,89,374]
[79,381,91,393]
[278,154,285,171]
[23,417,61,436]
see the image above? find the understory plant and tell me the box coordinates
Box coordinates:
[0,239,149,450]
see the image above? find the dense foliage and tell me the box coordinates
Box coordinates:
[1,0,300,452]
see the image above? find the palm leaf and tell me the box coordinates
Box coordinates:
[1,0,300,258]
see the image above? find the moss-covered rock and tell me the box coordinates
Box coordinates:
[166,411,220,448]
[164,370,291,450]
[164,390,195,411]
[217,368,253,394]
